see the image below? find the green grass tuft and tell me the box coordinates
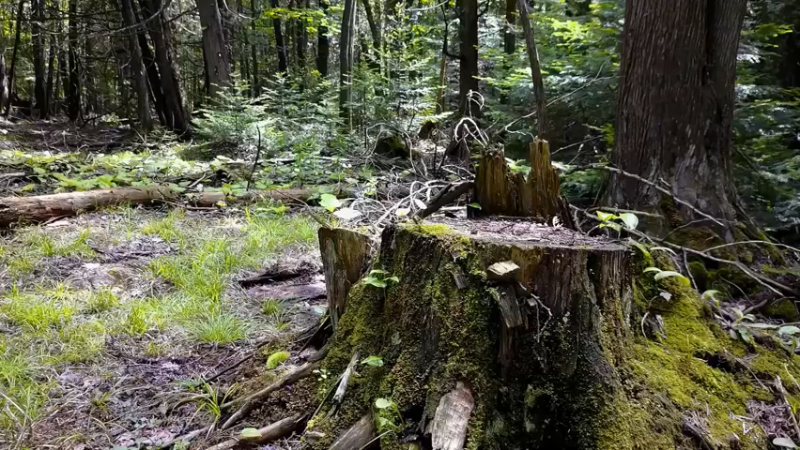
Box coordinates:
[188,314,247,344]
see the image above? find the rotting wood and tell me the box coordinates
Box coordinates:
[487,260,520,282]
[329,414,376,450]
[220,361,319,430]
[330,351,360,415]
[205,413,305,450]
[0,185,353,228]
[489,284,523,328]
[430,381,475,450]
[318,227,372,330]
[473,139,561,222]
[415,181,474,220]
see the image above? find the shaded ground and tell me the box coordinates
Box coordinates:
[0,201,327,448]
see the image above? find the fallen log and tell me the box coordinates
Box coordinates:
[329,414,376,450]
[205,413,305,450]
[0,185,352,227]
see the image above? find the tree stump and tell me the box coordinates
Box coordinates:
[318,227,372,330]
[311,220,634,449]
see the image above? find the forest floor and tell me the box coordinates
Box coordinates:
[0,121,331,449]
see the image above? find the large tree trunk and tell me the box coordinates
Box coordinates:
[608,0,747,238]
[67,0,82,121]
[197,0,231,96]
[120,0,153,131]
[360,0,380,69]
[315,0,330,77]
[134,0,169,127]
[31,0,48,118]
[308,221,633,449]
[457,0,479,117]
[338,0,357,128]
[503,0,516,55]
[272,0,289,73]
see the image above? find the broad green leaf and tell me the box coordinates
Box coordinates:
[738,328,754,345]
[387,276,399,283]
[599,222,621,232]
[320,194,341,212]
[468,202,482,210]
[779,326,800,336]
[396,208,411,216]
[744,323,779,329]
[361,356,384,367]
[618,213,639,230]
[375,398,392,409]
[654,271,691,285]
[596,211,616,222]
[701,290,720,300]
[370,270,387,275]
[630,240,650,257]
[643,267,662,274]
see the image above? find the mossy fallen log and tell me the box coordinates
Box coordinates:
[309,219,800,449]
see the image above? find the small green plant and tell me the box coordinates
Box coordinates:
[643,267,691,286]
[262,299,284,317]
[361,355,384,367]
[362,270,399,289]
[197,383,237,422]
[189,314,247,344]
[313,368,331,381]
[374,397,404,433]
[266,351,290,369]
[595,210,639,232]
[86,289,120,314]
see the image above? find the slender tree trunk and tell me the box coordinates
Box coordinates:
[58,39,68,115]
[517,0,547,137]
[608,0,747,237]
[315,0,329,77]
[250,0,260,93]
[0,51,7,114]
[67,0,81,121]
[239,0,250,84]
[134,0,168,126]
[457,0,479,117]
[272,0,288,73]
[31,0,48,118]
[4,0,25,117]
[45,33,56,117]
[197,0,231,96]
[338,0,357,128]
[360,0,380,69]
[120,0,153,130]
[295,0,307,69]
[143,0,189,134]
[503,0,516,54]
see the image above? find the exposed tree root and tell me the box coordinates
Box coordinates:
[205,413,306,450]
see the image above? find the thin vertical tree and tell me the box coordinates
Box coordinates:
[67,0,81,121]
[272,0,288,73]
[31,0,48,118]
[4,0,25,117]
[338,0,356,128]
[250,0,260,93]
[517,0,547,137]
[315,0,329,77]
[457,0,479,117]
[120,0,153,130]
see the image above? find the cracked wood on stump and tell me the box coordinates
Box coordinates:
[474,139,561,221]
[318,227,372,330]
[314,220,633,449]
[430,381,475,450]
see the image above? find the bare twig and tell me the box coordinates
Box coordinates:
[246,127,263,191]
[205,413,306,450]
[702,240,800,256]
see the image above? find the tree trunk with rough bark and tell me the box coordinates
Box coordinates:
[608,0,747,239]
[457,0,479,117]
[45,32,57,117]
[503,0,516,55]
[4,0,25,117]
[251,0,260,93]
[198,0,231,96]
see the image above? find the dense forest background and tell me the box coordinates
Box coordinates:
[0,0,798,234]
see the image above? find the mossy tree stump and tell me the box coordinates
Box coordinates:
[311,220,634,449]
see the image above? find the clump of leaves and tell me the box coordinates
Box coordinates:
[361,355,384,367]
[595,210,639,232]
[374,397,404,433]
[362,270,399,289]
[266,351,290,369]
[643,267,691,286]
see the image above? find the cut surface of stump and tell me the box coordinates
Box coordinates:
[310,219,634,449]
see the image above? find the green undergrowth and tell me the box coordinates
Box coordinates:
[0,208,317,440]
[628,252,800,449]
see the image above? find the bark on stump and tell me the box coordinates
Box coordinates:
[312,220,633,449]
[318,227,372,329]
